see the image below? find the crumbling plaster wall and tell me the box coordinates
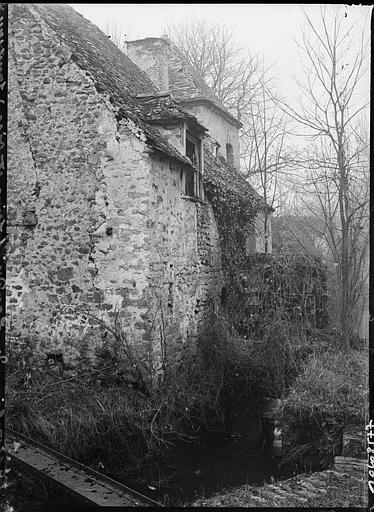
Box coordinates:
[8,6,153,361]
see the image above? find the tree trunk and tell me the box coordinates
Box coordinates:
[338,143,350,351]
[340,222,350,350]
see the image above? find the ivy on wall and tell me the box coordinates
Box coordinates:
[203,149,262,277]
[203,148,328,338]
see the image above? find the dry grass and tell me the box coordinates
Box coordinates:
[285,347,368,424]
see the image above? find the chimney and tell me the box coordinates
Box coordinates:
[126,38,169,93]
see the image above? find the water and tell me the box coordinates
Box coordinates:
[127,411,282,506]
[6,400,287,508]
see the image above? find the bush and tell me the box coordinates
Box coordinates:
[282,346,368,468]
[285,347,367,424]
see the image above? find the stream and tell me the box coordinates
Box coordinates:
[126,399,285,506]
[7,399,323,508]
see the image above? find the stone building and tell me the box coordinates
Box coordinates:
[126,36,242,172]
[125,36,273,254]
[8,4,269,367]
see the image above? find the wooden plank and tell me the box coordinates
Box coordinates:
[6,428,161,507]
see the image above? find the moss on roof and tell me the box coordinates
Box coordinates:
[203,147,271,212]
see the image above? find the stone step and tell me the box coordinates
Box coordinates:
[256,487,295,504]
[275,483,309,501]
[296,483,321,498]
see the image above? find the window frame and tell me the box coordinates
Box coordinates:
[183,129,204,200]
[226,143,234,167]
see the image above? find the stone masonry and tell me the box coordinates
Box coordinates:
[7,4,230,367]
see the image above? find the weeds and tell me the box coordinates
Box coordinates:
[6,312,260,481]
[282,345,367,468]
[285,346,367,423]
[7,303,362,490]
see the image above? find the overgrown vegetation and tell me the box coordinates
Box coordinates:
[282,340,367,470]
[230,253,328,337]
[4,314,262,477]
[7,304,320,484]
[203,149,262,276]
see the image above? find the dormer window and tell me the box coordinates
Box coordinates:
[183,129,204,200]
[226,143,234,166]
[186,132,200,168]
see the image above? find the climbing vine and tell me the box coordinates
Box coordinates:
[203,150,262,277]
[232,253,328,338]
[203,149,328,339]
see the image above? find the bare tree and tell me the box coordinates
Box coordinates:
[167,18,266,123]
[241,71,294,252]
[168,18,293,246]
[279,6,370,348]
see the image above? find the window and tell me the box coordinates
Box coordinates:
[186,134,200,168]
[184,131,204,199]
[226,143,234,166]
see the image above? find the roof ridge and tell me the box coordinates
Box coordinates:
[15,4,196,167]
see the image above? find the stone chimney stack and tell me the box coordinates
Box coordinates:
[126,38,169,93]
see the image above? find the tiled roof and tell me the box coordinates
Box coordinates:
[16,4,194,167]
[203,147,272,211]
[127,38,242,128]
[13,4,262,209]
[134,93,207,134]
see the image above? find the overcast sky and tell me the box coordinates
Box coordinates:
[70,3,371,102]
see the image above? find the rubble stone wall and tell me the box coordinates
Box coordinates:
[8,6,224,366]
[147,155,224,360]
[8,6,153,361]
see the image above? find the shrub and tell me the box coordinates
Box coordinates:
[282,346,368,468]
[285,347,367,424]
